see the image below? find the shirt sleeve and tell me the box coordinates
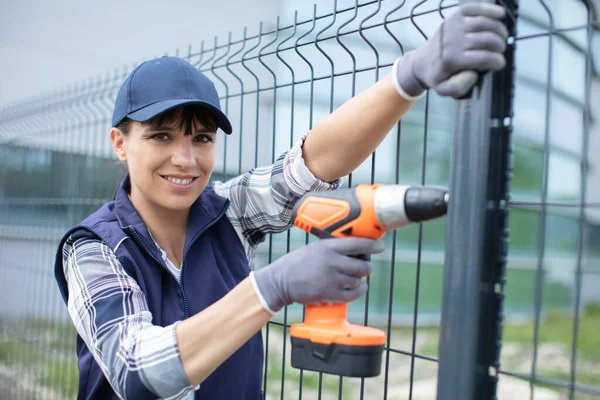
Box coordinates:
[212,132,344,252]
[62,237,197,400]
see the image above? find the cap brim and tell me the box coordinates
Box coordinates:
[127,98,233,134]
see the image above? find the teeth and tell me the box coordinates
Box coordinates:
[166,176,193,185]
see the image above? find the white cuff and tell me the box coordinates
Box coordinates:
[249,271,277,316]
[284,133,344,195]
[392,57,426,102]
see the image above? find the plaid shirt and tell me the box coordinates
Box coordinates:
[62,132,341,399]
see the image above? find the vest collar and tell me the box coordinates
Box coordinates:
[114,174,230,261]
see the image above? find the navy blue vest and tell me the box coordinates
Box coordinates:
[54,177,264,399]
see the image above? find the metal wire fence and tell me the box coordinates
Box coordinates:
[0,0,598,399]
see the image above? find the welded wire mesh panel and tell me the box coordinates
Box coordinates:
[0,0,598,399]
[0,70,127,399]
[438,1,600,399]
[190,2,458,398]
[494,1,600,399]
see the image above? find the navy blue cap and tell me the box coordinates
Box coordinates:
[112,56,232,134]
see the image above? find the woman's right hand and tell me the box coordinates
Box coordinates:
[251,238,385,314]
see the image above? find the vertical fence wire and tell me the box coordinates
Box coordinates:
[529,3,553,398]
[497,1,600,399]
[568,4,594,399]
[408,3,433,400]
[382,4,406,399]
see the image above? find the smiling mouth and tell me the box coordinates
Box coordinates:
[161,176,198,185]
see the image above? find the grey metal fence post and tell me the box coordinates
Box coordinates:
[436,1,518,399]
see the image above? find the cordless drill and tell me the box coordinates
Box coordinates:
[289,183,448,377]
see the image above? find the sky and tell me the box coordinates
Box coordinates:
[2,0,599,107]
[0,0,279,106]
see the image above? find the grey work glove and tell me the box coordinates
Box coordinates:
[250,238,385,314]
[394,3,509,99]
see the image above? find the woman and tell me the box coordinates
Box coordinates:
[54,4,508,399]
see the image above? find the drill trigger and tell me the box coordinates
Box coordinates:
[309,227,334,239]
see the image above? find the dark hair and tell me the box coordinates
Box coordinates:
[115,104,218,135]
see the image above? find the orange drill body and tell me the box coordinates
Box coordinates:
[289,183,448,377]
[293,183,385,241]
[289,184,388,377]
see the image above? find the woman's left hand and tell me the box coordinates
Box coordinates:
[394,3,509,99]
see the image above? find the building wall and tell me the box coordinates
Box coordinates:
[0,0,598,326]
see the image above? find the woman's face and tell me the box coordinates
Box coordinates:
[111,113,217,213]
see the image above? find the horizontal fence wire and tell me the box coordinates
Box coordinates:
[0,0,599,399]
[508,2,598,400]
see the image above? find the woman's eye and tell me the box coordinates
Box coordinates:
[150,133,170,141]
[195,134,214,144]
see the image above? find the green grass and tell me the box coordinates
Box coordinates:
[40,357,79,396]
[0,335,79,398]
[502,303,600,362]
[359,261,572,316]
[2,302,597,398]
[540,370,600,389]
[22,317,78,353]
[393,304,600,368]
[508,370,600,400]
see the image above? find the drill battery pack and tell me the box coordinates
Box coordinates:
[289,303,386,377]
[290,336,384,377]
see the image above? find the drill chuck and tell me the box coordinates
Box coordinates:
[374,185,448,230]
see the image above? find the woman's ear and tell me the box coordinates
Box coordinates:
[110,128,127,161]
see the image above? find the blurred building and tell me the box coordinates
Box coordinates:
[0,0,598,327]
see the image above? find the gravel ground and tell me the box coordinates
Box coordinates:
[2,328,597,400]
[263,329,599,400]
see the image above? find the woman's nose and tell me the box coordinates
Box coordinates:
[171,139,196,168]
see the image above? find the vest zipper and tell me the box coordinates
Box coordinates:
[128,203,228,319]
[180,204,228,400]
[131,203,228,400]
[129,227,172,277]
[179,205,228,319]
[130,226,194,318]
[129,226,198,400]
